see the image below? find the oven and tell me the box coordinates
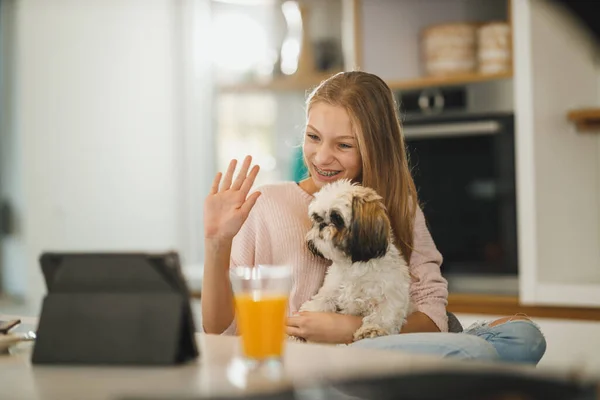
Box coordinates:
[397,82,518,295]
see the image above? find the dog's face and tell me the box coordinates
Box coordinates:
[306,179,391,264]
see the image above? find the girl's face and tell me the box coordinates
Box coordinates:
[303,103,362,191]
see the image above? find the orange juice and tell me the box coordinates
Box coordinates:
[235,294,288,360]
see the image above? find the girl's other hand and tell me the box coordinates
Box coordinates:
[204,155,261,242]
[286,312,362,344]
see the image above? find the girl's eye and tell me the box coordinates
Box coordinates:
[307,133,319,141]
[338,143,353,149]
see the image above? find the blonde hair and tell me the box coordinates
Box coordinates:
[305,71,418,261]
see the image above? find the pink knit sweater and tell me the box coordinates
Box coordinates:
[222,182,449,334]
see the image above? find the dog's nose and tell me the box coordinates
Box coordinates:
[319,222,326,231]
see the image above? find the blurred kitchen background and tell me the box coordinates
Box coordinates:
[1,0,600,372]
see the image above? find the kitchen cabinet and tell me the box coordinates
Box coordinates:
[359,0,513,88]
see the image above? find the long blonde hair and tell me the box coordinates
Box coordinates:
[305,71,418,261]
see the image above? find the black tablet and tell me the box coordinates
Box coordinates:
[33,251,199,365]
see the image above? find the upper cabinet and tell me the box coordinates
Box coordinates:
[359,0,513,89]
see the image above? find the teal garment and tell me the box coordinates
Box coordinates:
[291,148,308,182]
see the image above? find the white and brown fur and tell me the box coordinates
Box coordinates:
[298,179,413,342]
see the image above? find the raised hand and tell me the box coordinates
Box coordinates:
[204,156,261,242]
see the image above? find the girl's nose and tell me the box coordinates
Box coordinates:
[314,145,334,165]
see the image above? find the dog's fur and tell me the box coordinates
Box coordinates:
[298,179,413,342]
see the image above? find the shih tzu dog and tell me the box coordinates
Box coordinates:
[298,179,413,342]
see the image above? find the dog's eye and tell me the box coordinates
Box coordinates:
[330,210,345,229]
[312,213,324,223]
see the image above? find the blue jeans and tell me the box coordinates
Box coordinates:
[350,319,546,365]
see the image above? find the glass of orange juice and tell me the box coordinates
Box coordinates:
[230,265,292,366]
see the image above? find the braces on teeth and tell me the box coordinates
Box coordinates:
[316,167,340,177]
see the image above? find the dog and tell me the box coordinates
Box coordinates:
[295,179,413,343]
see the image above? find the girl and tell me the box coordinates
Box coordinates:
[201,71,546,365]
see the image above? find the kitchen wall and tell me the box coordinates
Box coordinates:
[1,0,212,314]
[0,0,23,296]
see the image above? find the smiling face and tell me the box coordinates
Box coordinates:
[302,102,362,192]
[302,71,419,263]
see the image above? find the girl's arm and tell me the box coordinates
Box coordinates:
[400,311,440,333]
[201,238,236,334]
[200,156,261,335]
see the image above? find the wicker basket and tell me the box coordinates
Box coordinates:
[422,22,478,76]
[477,22,511,74]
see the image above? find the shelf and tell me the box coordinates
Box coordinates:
[447,293,600,321]
[567,108,600,132]
[217,70,513,93]
[387,70,513,91]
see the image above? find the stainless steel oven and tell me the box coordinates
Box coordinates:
[397,81,518,295]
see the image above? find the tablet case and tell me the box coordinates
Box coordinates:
[31,251,199,365]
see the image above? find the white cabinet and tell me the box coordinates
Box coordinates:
[512,0,600,307]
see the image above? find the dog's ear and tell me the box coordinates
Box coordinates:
[348,195,390,263]
[307,239,325,259]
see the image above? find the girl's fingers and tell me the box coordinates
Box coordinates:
[286,315,302,327]
[240,165,260,195]
[285,326,303,337]
[240,191,261,215]
[210,172,222,194]
[231,155,252,191]
[219,159,237,192]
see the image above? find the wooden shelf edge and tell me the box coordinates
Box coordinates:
[567,108,600,133]
[218,70,513,93]
[387,70,513,91]
[448,293,600,321]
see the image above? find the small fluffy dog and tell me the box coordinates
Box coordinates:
[298,179,413,342]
